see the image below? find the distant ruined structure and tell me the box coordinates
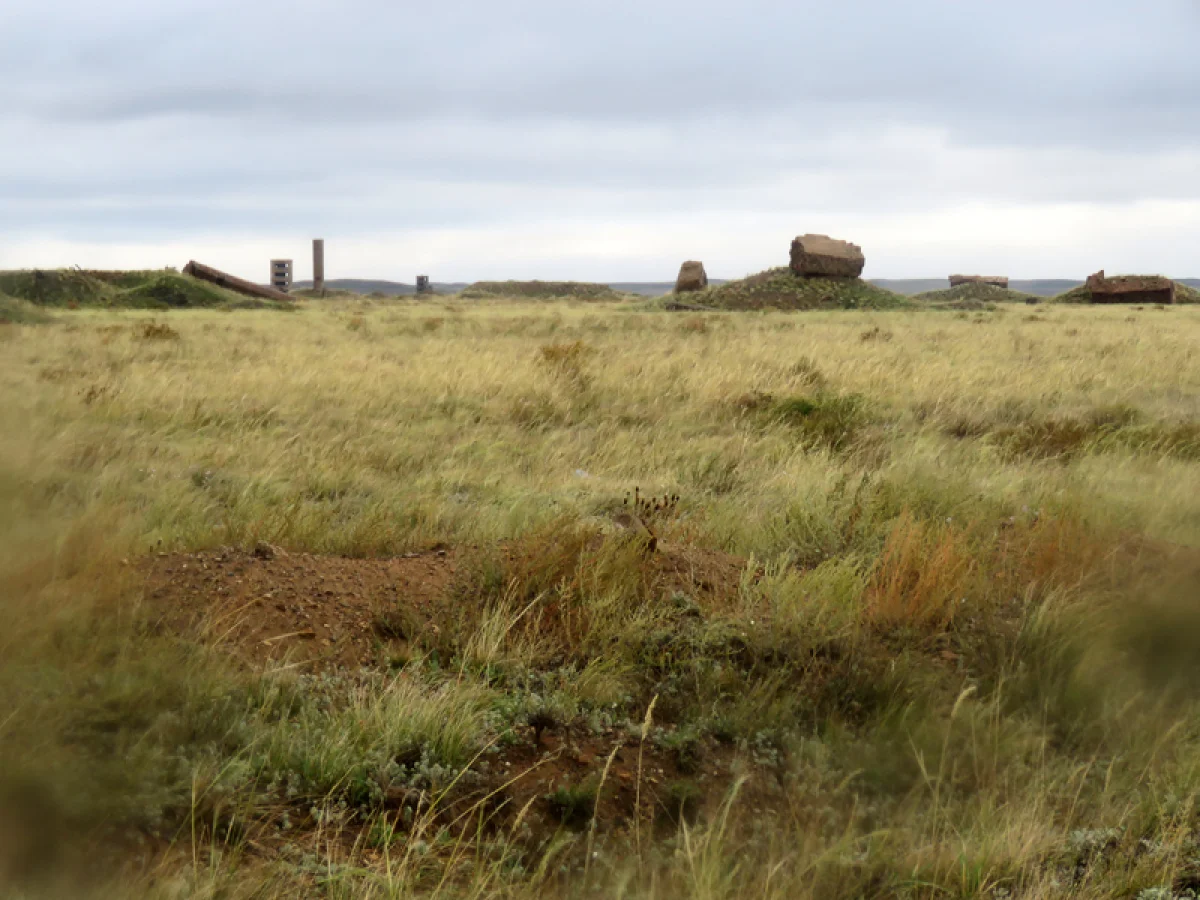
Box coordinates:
[789,234,865,279]
[312,240,325,295]
[416,275,432,295]
[183,260,294,303]
[1085,270,1175,304]
[270,259,293,293]
[949,275,1008,289]
[674,260,708,293]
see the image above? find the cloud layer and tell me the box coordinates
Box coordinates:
[3,0,1199,280]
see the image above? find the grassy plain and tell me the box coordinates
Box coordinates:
[2,298,1200,898]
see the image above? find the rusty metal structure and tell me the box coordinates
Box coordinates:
[183,261,295,302]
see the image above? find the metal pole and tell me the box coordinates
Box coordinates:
[313,239,325,295]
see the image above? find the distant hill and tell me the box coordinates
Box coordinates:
[292,279,726,297]
[292,279,469,296]
[871,279,1084,297]
[874,278,1200,297]
[296,276,1200,299]
[607,281,729,296]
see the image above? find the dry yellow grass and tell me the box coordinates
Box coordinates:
[2,298,1200,898]
[3,301,1199,555]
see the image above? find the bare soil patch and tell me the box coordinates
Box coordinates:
[144,541,749,672]
[144,546,457,670]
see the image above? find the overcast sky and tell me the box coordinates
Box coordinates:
[2,0,1199,282]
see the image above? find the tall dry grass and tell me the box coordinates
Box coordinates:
[1,299,1199,898]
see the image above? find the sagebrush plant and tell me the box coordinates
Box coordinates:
[1,298,1199,898]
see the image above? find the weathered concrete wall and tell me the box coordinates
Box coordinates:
[789,234,865,278]
[1086,270,1175,304]
[674,260,708,293]
[313,240,325,294]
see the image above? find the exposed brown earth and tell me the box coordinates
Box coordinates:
[140,541,757,850]
[144,541,748,672]
[145,545,456,670]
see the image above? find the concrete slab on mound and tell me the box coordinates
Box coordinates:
[790,234,865,279]
[1085,271,1175,304]
[674,261,708,293]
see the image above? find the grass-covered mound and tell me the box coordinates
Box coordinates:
[911,282,1040,306]
[698,267,908,310]
[1051,280,1200,304]
[460,280,628,301]
[0,269,269,309]
[0,291,54,324]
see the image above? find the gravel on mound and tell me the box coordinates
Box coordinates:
[696,268,908,311]
[460,280,627,301]
[1050,280,1200,304]
[911,282,1039,306]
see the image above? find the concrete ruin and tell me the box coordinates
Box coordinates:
[416,275,432,295]
[789,234,865,279]
[949,275,1009,289]
[183,261,295,303]
[312,240,325,294]
[270,259,293,293]
[1085,270,1175,304]
[674,260,708,293]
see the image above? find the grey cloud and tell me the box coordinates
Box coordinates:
[2,0,1199,270]
[7,0,1200,142]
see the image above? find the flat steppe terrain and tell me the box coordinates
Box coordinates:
[3,299,1200,898]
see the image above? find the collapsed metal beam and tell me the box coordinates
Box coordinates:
[183,260,295,302]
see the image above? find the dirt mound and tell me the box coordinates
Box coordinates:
[0,269,254,309]
[912,282,1038,306]
[145,541,748,671]
[698,268,907,311]
[145,546,457,670]
[459,280,627,301]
